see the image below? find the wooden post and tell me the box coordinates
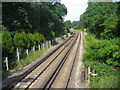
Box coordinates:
[4,57,9,71]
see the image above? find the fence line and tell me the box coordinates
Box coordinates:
[4,34,70,71]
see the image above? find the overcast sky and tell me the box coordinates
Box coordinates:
[61,0,88,22]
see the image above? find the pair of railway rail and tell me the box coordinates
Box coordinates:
[2,31,82,89]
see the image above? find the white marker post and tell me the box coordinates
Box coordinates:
[49,41,50,47]
[38,45,40,51]
[16,48,20,61]
[91,70,97,77]
[46,41,48,49]
[33,47,35,53]
[4,57,9,71]
[47,41,49,48]
[58,37,60,43]
[26,49,28,55]
[55,38,57,42]
[88,67,91,84]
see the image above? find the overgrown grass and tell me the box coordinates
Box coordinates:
[15,50,44,71]
[2,48,47,80]
[83,33,120,88]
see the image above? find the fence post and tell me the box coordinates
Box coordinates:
[46,41,48,49]
[49,41,51,47]
[33,47,35,53]
[26,49,28,55]
[47,41,49,48]
[16,48,20,61]
[42,43,44,51]
[4,57,9,71]
[38,44,40,51]
[88,67,91,84]
[52,40,53,45]
[55,38,57,42]
[58,37,60,43]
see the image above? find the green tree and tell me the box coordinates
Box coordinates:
[2,2,32,32]
[80,2,119,38]
[64,20,72,30]
[72,21,80,29]
[2,27,14,58]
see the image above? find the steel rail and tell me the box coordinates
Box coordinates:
[2,33,74,90]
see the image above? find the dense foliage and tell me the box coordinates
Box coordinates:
[81,1,120,88]
[2,2,67,39]
[80,2,120,39]
[83,34,120,88]
[2,27,15,58]
[84,34,120,67]
[64,20,72,30]
[2,26,44,60]
[71,21,80,29]
[2,2,67,71]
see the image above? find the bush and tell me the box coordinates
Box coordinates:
[84,60,120,88]
[13,32,28,48]
[83,34,120,88]
[2,26,45,71]
[2,26,15,58]
[13,32,45,48]
[84,34,120,67]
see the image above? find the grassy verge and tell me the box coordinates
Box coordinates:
[14,49,45,71]
[2,47,47,80]
[83,33,120,88]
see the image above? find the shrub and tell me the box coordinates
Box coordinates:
[83,34,120,88]
[13,32,45,48]
[84,34,120,67]
[2,26,15,58]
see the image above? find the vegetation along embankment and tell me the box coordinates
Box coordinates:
[78,1,120,88]
[2,2,68,80]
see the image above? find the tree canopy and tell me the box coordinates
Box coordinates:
[2,2,67,39]
[79,2,120,39]
[64,20,72,30]
[2,1,67,60]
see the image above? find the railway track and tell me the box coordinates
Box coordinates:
[2,31,82,89]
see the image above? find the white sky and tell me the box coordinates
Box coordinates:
[61,0,88,22]
[61,0,120,22]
